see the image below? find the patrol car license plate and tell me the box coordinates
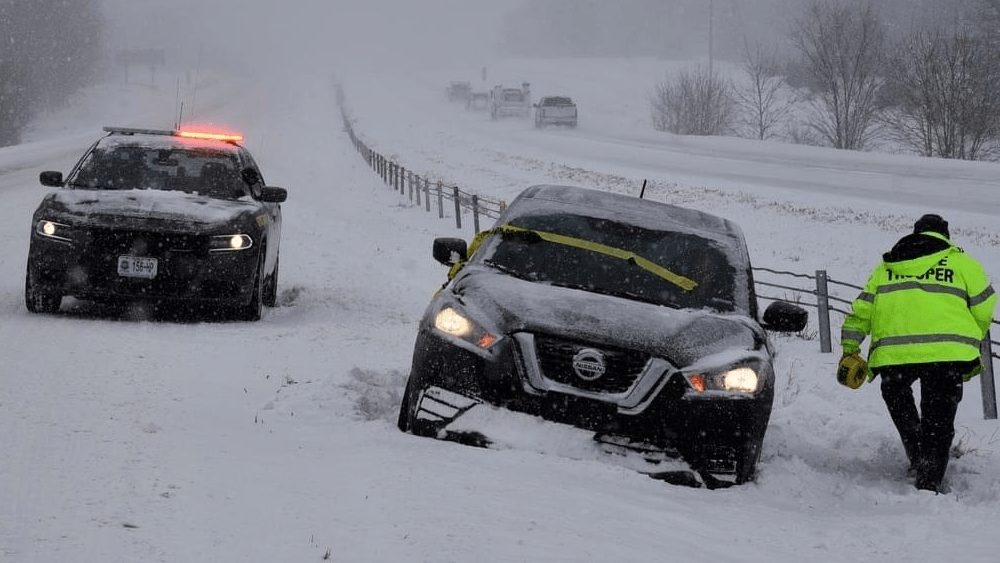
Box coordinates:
[118,256,158,279]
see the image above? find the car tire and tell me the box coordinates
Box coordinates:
[25,268,61,314]
[235,252,264,321]
[263,253,279,307]
[397,377,417,432]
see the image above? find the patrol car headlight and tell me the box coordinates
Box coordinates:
[35,220,74,243]
[209,234,253,252]
[434,307,500,349]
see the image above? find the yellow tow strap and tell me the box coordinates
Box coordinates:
[451,224,697,291]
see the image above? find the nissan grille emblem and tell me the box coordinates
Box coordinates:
[572,348,606,381]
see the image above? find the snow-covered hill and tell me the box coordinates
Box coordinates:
[1,58,998,562]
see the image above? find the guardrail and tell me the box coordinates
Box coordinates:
[338,85,505,232]
[337,84,998,419]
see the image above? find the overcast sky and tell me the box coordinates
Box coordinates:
[100,0,519,76]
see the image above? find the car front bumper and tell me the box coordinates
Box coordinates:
[27,232,259,306]
[405,328,775,481]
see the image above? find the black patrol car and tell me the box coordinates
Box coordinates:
[397,185,808,487]
[25,126,286,321]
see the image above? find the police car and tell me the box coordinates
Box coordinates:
[25,126,286,321]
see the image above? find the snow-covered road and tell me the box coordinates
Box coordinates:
[1,59,998,562]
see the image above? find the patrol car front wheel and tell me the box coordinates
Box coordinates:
[25,268,62,314]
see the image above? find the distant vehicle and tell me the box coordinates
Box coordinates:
[446,81,472,102]
[397,184,808,488]
[490,83,531,120]
[466,91,490,111]
[26,126,287,321]
[534,96,578,128]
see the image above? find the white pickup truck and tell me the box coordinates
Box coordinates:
[533,96,578,128]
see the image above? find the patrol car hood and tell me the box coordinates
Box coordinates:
[39,189,257,229]
[451,269,763,366]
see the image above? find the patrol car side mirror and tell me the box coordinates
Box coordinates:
[433,238,467,266]
[40,171,64,187]
[260,186,287,203]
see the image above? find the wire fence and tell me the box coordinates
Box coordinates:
[336,84,998,419]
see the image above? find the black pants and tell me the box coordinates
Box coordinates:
[876,361,973,492]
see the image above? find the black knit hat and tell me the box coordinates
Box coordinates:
[913,214,949,238]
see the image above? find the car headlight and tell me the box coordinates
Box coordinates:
[35,220,74,243]
[685,364,762,395]
[433,307,501,349]
[209,234,253,252]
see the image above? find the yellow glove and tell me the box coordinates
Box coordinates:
[837,352,870,390]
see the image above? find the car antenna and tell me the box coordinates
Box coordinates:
[639,179,647,199]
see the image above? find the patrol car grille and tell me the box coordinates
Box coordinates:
[532,335,650,394]
[86,228,206,257]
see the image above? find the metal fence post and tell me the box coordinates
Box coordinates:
[408,171,414,201]
[981,332,997,419]
[437,181,444,219]
[453,186,462,229]
[472,194,480,232]
[425,178,431,212]
[414,174,421,206]
[815,270,832,353]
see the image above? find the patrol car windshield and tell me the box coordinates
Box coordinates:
[69,146,247,199]
[478,214,741,312]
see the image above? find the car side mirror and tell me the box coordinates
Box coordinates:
[40,171,64,187]
[260,186,287,203]
[433,237,468,266]
[760,301,808,333]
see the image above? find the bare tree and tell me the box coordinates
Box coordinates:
[789,0,887,150]
[883,29,1000,160]
[733,41,796,140]
[650,65,735,136]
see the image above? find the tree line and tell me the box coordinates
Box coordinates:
[0,0,105,147]
[504,0,1000,160]
[652,0,1000,160]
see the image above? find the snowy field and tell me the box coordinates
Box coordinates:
[1,57,999,562]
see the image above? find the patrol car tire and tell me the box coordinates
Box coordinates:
[25,268,61,314]
[263,253,279,307]
[235,251,264,321]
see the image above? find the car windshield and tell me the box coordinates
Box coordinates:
[544,97,573,105]
[477,214,741,312]
[69,146,247,199]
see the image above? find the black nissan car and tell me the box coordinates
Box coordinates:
[398,185,807,487]
[25,127,286,321]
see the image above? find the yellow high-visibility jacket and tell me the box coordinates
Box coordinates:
[841,232,997,368]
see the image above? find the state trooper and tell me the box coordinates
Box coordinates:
[841,213,996,492]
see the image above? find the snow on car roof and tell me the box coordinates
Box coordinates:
[505,184,746,248]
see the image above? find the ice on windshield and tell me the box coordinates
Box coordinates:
[71,146,247,199]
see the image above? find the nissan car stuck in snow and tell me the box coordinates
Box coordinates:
[397,184,808,488]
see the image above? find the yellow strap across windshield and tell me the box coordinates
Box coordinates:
[465,224,697,291]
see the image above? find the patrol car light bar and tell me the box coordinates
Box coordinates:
[102,126,244,143]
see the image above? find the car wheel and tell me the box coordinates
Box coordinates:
[263,253,279,307]
[235,252,264,321]
[25,268,61,314]
[397,377,415,432]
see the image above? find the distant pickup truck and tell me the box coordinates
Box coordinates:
[534,96,577,128]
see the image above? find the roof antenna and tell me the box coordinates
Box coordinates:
[639,179,647,199]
